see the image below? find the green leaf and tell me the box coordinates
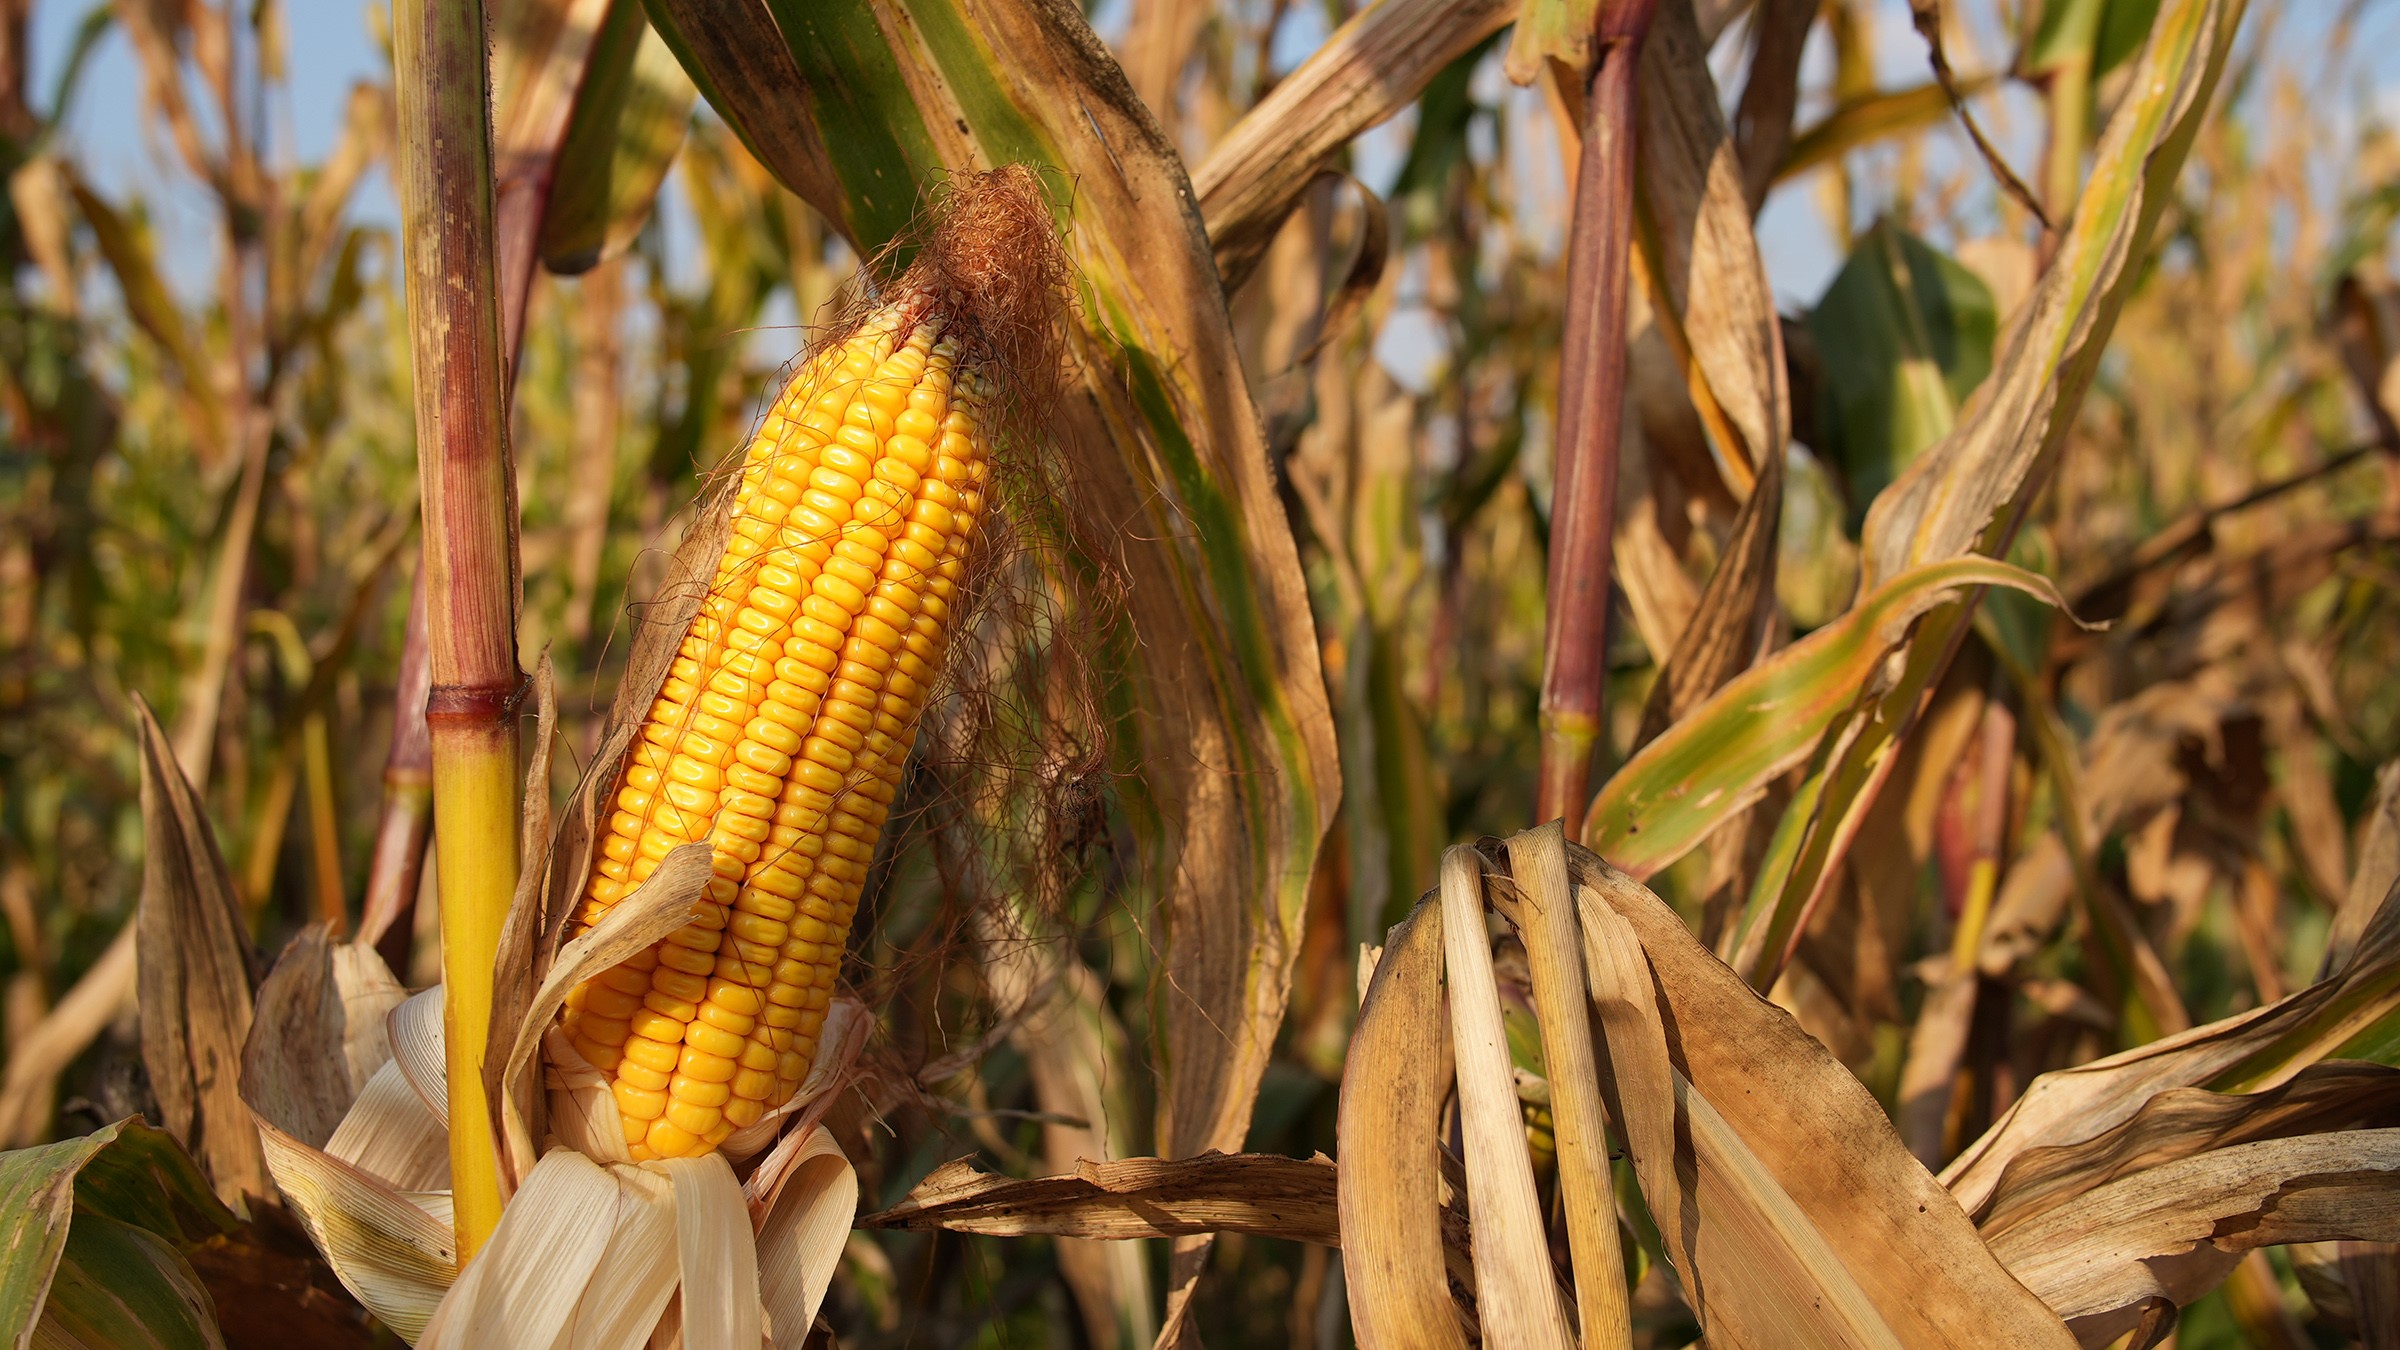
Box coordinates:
[1730,0,2247,993]
[2095,0,2166,75]
[1807,219,1996,522]
[540,0,696,274]
[34,1211,222,1350]
[2032,0,2165,77]
[2027,0,2112,74]
[1582,556,2071,880]
[636,0,1342,1173]
[0,1120,238,1350]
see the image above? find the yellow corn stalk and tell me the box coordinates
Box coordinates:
[561,298,993,1160]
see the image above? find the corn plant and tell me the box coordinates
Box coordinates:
[6,0,2400,1346]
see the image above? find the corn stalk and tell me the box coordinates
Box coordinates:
[391,0,524,1260]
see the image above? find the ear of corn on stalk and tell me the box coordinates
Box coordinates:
[560,295,997,1160]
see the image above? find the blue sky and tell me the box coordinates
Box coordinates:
[29,0,2400,315]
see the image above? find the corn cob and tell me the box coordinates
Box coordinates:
[561,294,991,1161]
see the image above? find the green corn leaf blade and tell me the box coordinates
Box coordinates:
[1730,0,2247,996]
[0,1120,239,1350]
[2030,0,2165,77]
[1582,556,2072,880]
[33,1211,222,1350]
[1807,219,1997,525]
[540,0,696,275]
[2027,0,2111,74]
[638,0,1341,1174]
[1864,0,2240,584]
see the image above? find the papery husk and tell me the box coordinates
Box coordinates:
[256,1113,457,1342]
[418,1147,623,1350]
[389,987,449,1127]
[661,1153,763,1349]
[242,836,865,1349]
[325,1060,452,1192]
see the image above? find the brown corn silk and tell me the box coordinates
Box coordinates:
[560,168,1066,1161]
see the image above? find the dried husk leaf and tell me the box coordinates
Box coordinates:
[1568,848,2075,1346]
[1945,890,2400,1218]
[861,1153,1337,1245]
[488,652,560,1191]
[560,1165,678,1350]
[1191,0,1516,289]
[1630,0,1789,484]
[324,1061,452,1194]
[1338,889,1469,1349]
[331,944,409,1093]
[2327,761,2400,977]
[1503,825,1630,1346]
[499,842,714,1158]
[1438,845,1574,1348]
[1988,1131,2400,1346]
[419,1147,620,1350]
[1974,1061,2400,1238]
[240,928,363,1150]
[132,695,268,1207]
[255,1116,456,1343]
[389,988,448,1127]
[751,1127,856,1349]
[660,1153,760,1350]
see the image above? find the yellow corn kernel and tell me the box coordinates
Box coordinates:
[565,307,994,1159]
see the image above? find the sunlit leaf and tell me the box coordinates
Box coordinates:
[1583,556,2071,879]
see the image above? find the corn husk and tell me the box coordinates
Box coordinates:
[249,930,868,1347]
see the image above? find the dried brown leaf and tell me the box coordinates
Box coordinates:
[1192,0,1515,290]
[1989,1131,2400,1347]
[132,694,270,1209]
[862,1153,1339,1246]
[1338,890,1471,1350]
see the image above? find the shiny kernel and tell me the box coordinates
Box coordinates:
[671,1076,733,1108]
[697,1002,756,1036]
[641,990,701,1029]
[684,1021,746,1058]
[666,1099,724,1137]
[618,1059,671,1092]
[813,574,867,613]
[622,1036,681,1074]
[732,1067,777,1101]
[724,1098,765,1128]
[584,985,642,1020]
[663,926,720,953]
[599,966,651,997]
[651,966,709,1000]
[629,1009,690,1042]
[678,1047,738,1083]
[614,1081,669,1121]
[643,1119,702,1156]
[730,911,790,946]
[656,945,715,977]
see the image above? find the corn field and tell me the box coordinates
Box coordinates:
[7,0,2400,1344]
